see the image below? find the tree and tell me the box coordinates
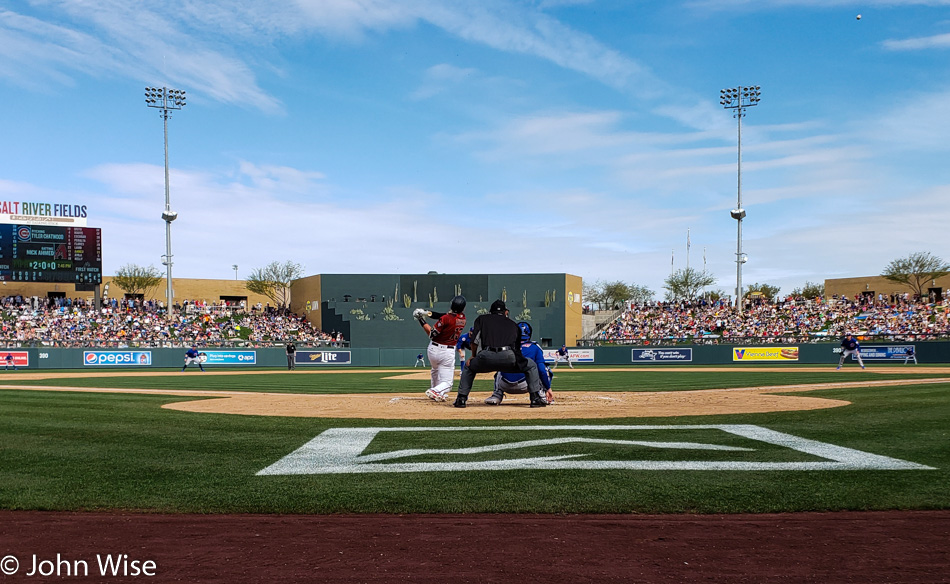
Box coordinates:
[582,281,605,310]
[628,284,655,305]
[246,261,305,308]
[663,268,717,301]
[601,281,632,310]
[583,280,654,310]
[745,282,781,302]
[791,281,824,299]
[706,289,729,302]
[111,264,162,298]
[882,251,950,298]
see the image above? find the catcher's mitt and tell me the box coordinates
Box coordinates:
[412,308,430,320]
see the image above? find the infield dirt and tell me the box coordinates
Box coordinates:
[3,367,948,419]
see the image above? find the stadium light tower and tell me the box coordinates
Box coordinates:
[145,86,186,316]
[720,85,761,312]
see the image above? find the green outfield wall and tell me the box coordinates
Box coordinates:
[291,273,583,349]
[4,341,944,369]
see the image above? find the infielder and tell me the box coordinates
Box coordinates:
[904,346,918,365]
[836,333,866,370]
[553,344,573,369]
[182,346,206,372]
[485,322,553,405]
[415,295,466,402]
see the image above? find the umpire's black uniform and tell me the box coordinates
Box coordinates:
[454,300,545,408]
[285,342,296,370]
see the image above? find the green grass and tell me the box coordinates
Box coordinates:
[0,368,947,514]
[1,366,947,394]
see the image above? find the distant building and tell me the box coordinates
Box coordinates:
[824,275,949,303]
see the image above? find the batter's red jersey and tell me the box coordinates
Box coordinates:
[431,312,466,346]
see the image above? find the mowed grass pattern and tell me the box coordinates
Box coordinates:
[0,367,947,514]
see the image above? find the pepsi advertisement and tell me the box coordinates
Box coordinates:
[84,351,152,366]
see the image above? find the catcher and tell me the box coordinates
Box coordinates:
[182,345,206,372]
[485,322,554,405]
[415,295,466,402]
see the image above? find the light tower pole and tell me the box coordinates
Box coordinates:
[719,85,761,312]
[145,86,186,316]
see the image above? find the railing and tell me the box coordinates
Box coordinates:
[0,339,351,349]
[578,333,950,347]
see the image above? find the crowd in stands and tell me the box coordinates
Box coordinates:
[0,295,343,348]
[593,293,950,345]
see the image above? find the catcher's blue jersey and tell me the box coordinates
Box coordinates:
[499,341,551,389]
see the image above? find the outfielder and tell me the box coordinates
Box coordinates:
[485,322,554,405]
[836,333,866,370]
[182,346,206,372]
[414,295,466,402]
[553,344,573,369]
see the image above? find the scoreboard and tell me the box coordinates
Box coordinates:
[0,225,102,284]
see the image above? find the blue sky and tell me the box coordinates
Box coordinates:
[1,0,949,299]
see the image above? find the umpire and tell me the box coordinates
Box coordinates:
[454,299,546,408]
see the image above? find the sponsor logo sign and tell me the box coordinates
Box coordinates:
[854,345,916,361]
[258,425,933,476]
[632,348,692,363]
[295,350,352,365]
[83,351,152,366]
[1,351,29,367]
[201,351,257,365]
[542,349,594,363]
[733,347,799,362]
[0,201,88,227]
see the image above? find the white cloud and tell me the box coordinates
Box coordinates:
[883,32,950,50]
[411,63,478,100]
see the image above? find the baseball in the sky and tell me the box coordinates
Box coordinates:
[856,14,862,20]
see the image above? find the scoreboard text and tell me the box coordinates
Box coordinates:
[0,225,102,283]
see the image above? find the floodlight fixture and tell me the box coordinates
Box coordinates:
[145,85,187,316]
[720,84,761,312]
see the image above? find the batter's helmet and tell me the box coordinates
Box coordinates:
[517,321,532,342]
[450,295,466,313]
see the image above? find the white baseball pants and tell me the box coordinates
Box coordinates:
[427,341,456,398]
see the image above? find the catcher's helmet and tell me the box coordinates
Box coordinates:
[450,295,466,313]
[517,321,533,342]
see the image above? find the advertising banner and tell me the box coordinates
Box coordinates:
[83,351,152,366]
[732,347,799,362]
[0,350,29,367]
[295,350,352,365]
[542,349,595,363]
[855,345,916,361]
[631,348,693,363]
[201,350,257,365]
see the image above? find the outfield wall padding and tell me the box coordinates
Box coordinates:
[5,342,945,370]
